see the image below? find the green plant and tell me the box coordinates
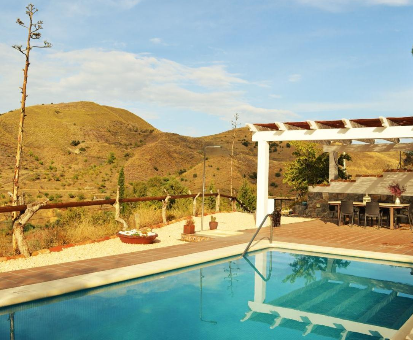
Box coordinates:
[210,216,216,222]
[107,152,116,164]
[283,142,351,197]
[185,217,195,226]
[237,180,256,211]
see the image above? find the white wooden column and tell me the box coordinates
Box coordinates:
[256,141,269,227]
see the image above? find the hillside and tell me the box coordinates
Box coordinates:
[0,101,401,206]
[0,102,294,205]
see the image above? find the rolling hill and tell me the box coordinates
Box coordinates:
[0,101,401,206]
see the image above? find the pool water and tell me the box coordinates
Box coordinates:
[1,250,413,340]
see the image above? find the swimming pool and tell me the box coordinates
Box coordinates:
[1,250,413,339]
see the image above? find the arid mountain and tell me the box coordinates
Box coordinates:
[0,102,292,205]
[0,102,400,205]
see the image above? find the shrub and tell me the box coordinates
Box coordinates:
[70,140,80,146]
[237,180,256,211]
[107,152,116,164]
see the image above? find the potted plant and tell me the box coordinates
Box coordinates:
[183,217,195,234]
[209,216,218,230]
[388,182,406,204]
[117,227,158,244]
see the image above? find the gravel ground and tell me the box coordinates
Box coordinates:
[0,212,312,272]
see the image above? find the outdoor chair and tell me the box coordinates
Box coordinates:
[364,202,382,228]
[340,201,354,225]
[329,204,338,222]
[395,202,413,231]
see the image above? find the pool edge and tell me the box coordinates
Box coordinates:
[1,240,413,309]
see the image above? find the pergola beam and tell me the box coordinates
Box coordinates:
[248,116,413,227]
[324,143,413,153]
[250,126,413,143]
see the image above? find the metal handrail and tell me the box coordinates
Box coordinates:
[241,213,273,257]
[242,251,273,282]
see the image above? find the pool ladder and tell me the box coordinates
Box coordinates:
[241,213,275,257]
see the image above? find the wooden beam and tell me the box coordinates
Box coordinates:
[275,122,289,131]
[323,142,413,153]
[251,126,413,142]
[246,123,258,132]
[378,117,400,143]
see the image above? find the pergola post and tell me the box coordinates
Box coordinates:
[256,141,269,227]
[329,151,339,181]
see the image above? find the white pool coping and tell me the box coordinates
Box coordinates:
[2,239,413,339]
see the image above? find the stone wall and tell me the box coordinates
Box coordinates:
[303,192,413,218]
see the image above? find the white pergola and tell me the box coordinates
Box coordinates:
[247,116,413,226]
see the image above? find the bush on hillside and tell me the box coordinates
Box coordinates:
[237,180,256,211]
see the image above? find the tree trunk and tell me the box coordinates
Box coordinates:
[12,199,48,257]
[12,10,33,252]
[230,113,238,197]
[113,186,128,230]
[162,195,170,224]
[215,190,220,213]
[193,193,200,216]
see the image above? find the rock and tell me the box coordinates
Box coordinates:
[32,249,51,256]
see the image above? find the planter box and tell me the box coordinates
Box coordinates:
[183,224,195,234]
[209,221,218,230]
[116,232,158,244]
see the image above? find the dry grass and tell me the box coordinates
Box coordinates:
[0,203,232,257]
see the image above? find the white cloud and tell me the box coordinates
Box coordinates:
[0,44,295,127]
[270,94,282,99]
[288,74,302,83]
[150,38,162,44]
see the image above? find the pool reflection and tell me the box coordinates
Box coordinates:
[242,252,413,340]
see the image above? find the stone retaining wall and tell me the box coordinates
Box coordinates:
[304,192,413,218]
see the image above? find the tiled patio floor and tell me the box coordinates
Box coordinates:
[1,219,413,291]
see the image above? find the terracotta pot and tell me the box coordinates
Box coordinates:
[183,224,195,234]
[116,232,158,244]
[209,221,218,230]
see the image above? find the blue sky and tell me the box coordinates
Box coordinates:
[1,0,412,136]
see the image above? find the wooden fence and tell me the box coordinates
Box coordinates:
[0,193,252,215]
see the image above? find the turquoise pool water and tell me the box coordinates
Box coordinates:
[1,250,413,339]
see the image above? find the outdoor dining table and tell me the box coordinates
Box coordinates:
[328,201,409,229]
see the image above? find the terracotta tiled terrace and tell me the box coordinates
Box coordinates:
[1,219,413,293]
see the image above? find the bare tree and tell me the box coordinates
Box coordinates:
[11,4,51,256]
[230,113,239,209]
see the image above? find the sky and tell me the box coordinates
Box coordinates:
[1,0,413,137]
